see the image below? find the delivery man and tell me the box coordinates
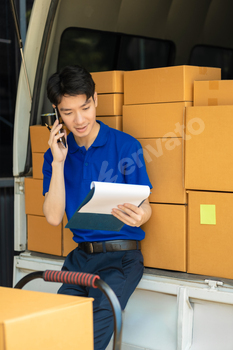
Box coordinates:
[42,65,152,350]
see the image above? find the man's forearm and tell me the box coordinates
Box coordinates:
[140,200,152,225]
[43,161,66,226]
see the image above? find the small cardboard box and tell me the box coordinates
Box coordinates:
[97,116,122,130]
[187,190,233,279]
[91,71,124,93]
[123,102,191,138]
[30,125,50,153]
[27,215,62,256]
[96,94,124,116]
[0,287,93,350]
[62,214,78,257]
[194,80,233,106]
[185,105,233,191]
[141,203,187,272]
[32,153,44,179]
[138,138,186,204]
[124,65,221,105]
[25,177,44,216]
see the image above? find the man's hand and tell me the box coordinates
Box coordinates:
[111,198,152,227]
[48,119,68,163]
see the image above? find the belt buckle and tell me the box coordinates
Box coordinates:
[86,242,94,254]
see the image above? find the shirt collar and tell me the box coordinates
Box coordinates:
[68,121,109,153]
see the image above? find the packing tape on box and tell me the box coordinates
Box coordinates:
[208,98,218,106]
[209,80,219,90]
[199,67,208,75]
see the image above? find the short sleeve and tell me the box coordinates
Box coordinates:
[42,149,53,196]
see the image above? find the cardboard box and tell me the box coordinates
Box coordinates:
[63,214,78,257]
[138,138,186,203]
[185,105,233,191]
[141,203,187,271]
[25,177,44,216]
[124,65,221,105]
[30,125,50,153]
[91,70,124,93]
[32,153,44,179]
[27,215,62,256]
[123,102,191,138]
[194,80,233,106]
[97,116,122,130]
[187,190,233,279]
[0,287,93,350]
[96,94,124,116]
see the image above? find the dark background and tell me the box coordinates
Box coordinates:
[0,0,34,287]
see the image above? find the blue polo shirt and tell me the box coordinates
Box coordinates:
[43,121,152,243]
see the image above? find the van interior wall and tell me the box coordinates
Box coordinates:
[42,0,233,114]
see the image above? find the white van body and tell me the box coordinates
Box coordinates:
[13,1,233,349]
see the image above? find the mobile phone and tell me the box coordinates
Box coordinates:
[54,107,67,148]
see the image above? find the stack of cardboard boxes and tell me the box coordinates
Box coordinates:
[25,125,77,256]
[185,80,233,279]
[26,67,233,280]
[91,70,124,130]
[123,66,221,272]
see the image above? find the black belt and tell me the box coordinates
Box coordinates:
[78,240,141,254]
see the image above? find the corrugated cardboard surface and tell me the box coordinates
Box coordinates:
[97,116,122,131]
[185,105,233,191]
[141,203,187,271]
[32,153,44,179]
[194,80,233,106]
[187,190,233,279]
[123,101,191,138]
[25,177,44,216]
[0,287,93,350]
[63,214,78,257]
[91,71,124,93]
[124,65,221,105]
[30,125,50,153]
[96,94,124,116]
[138,138,186,204]
[27,215,62,256]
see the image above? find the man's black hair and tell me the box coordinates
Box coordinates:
[47,65,95,106]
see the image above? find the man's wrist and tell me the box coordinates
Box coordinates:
[52,160,65,169]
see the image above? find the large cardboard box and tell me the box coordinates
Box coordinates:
[97,116,122,131]
[27,215,62,256]
[141,203,187,271]
[0,287,93,350]
[194,80,233,106]
[30,125,50,153]
[138,138,186,203]
[123,102,191,138]
[187,190,233,279]
[91,71,124,93]
[124,65,221,105]
[62,214,78,257]
[25,177,44,216]
[96,94,124,116]
[32,153,44,179]
[185,105,233,192]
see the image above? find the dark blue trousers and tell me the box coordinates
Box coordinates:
[57,247,144,350]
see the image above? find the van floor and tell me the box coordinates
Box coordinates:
[22,251,233,290]
[144,267,233,289]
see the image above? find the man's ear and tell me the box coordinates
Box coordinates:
[93,92,98,107]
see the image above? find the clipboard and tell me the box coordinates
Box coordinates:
[65,181,150,231]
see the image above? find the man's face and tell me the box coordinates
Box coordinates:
[56,92,98,147]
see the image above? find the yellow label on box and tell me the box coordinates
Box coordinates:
[200,204,216,225]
